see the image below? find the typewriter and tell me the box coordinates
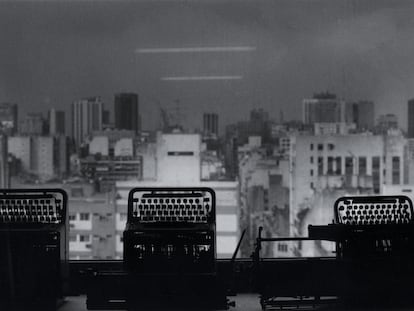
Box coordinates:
[123,187,229,309]
[0,188,68,310]
[254,195,414,309]
[308,195,414,305]
[86,187,230,310]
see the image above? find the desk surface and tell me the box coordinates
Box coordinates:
[59,294,262,311]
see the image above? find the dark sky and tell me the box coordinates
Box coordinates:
[1,0,414,132]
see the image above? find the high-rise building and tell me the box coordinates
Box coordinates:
[72,97,103,148]
[8,135,69,180]
[114,93,139,133]
[203,113,219,137]
[0,103,18,135]
[345,101,375,131]
[303,92,344,125]
[408,99,414,138]
[249,108,271,142]
[48,108,65,135]
[0,135,9,188]
[20,113,47,135]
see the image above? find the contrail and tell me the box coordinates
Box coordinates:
[136,46,256,53]
[161,75,243,81]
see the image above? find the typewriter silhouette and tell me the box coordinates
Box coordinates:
[254,195,414,310]
[86,187,230,310]
[0,189,68,310]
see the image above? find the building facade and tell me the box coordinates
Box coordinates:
[114,93,139,133]
[408,99,414,138]
[72,97,103,149]
[0,103,18,135]
[20,113,47,135]
[290,133,406,239]
[345,101,374,131]
[303,93,345,125]
[203,113,219,138]
[49,108,65,135]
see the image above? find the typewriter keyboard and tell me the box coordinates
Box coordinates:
[131,190,213,223]
[336,197,413,225]
[0,195,63,224]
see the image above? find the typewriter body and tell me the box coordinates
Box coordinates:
[86,187,230,310]
[309,195,414,304]
[123,187,228,309]
[0,189,68,310]
[254,195,414,310]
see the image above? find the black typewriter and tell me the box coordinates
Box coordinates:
[308,195,414,305]
[86,187,231,310]
[123,187,229,309]
[253,195,414,310]
[0,188,68,310]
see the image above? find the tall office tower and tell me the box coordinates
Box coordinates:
[203,113,219,137]
[408,99,414,138]
[303,92,344,124]
[345,101,375,131]
[0,103,18,135]
[102,109,110,124]
[48,108,65,135]
[114,93,139,133]
[0,135,9,188]
[72,97,103,149]
[249,108,270,135]
[20,113,47,135]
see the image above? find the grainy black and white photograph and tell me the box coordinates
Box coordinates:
[1,0,414,310]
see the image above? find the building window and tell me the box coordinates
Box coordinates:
[345,157,353,175]
[310,143,314,151]
[310,156,314,164]
[327,156,334,174]
[372,156,381,194]
[278,243,288,252]
[69,234,77,242]
[328,143,335,151]
[310,169,314,176]
[335,157,342,175]
[358,157,367,175]
[69,214,76,221]
[80,213,90,221]
[317,157,323,175]
[392,156,400,185]
[317,143,323,151]
[80,235,90,242]
[167,151,194,156]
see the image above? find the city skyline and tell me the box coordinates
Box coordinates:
[1,1,414,132]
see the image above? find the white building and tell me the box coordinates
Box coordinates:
[8,136,31,171]
[89,136,109,156]
[155,132,201,184]
[8,135,67,181]
[31,136,55,180]
[114,138,133,157]
[290,133,406,240]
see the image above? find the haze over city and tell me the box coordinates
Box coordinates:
[1,0,414,132]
